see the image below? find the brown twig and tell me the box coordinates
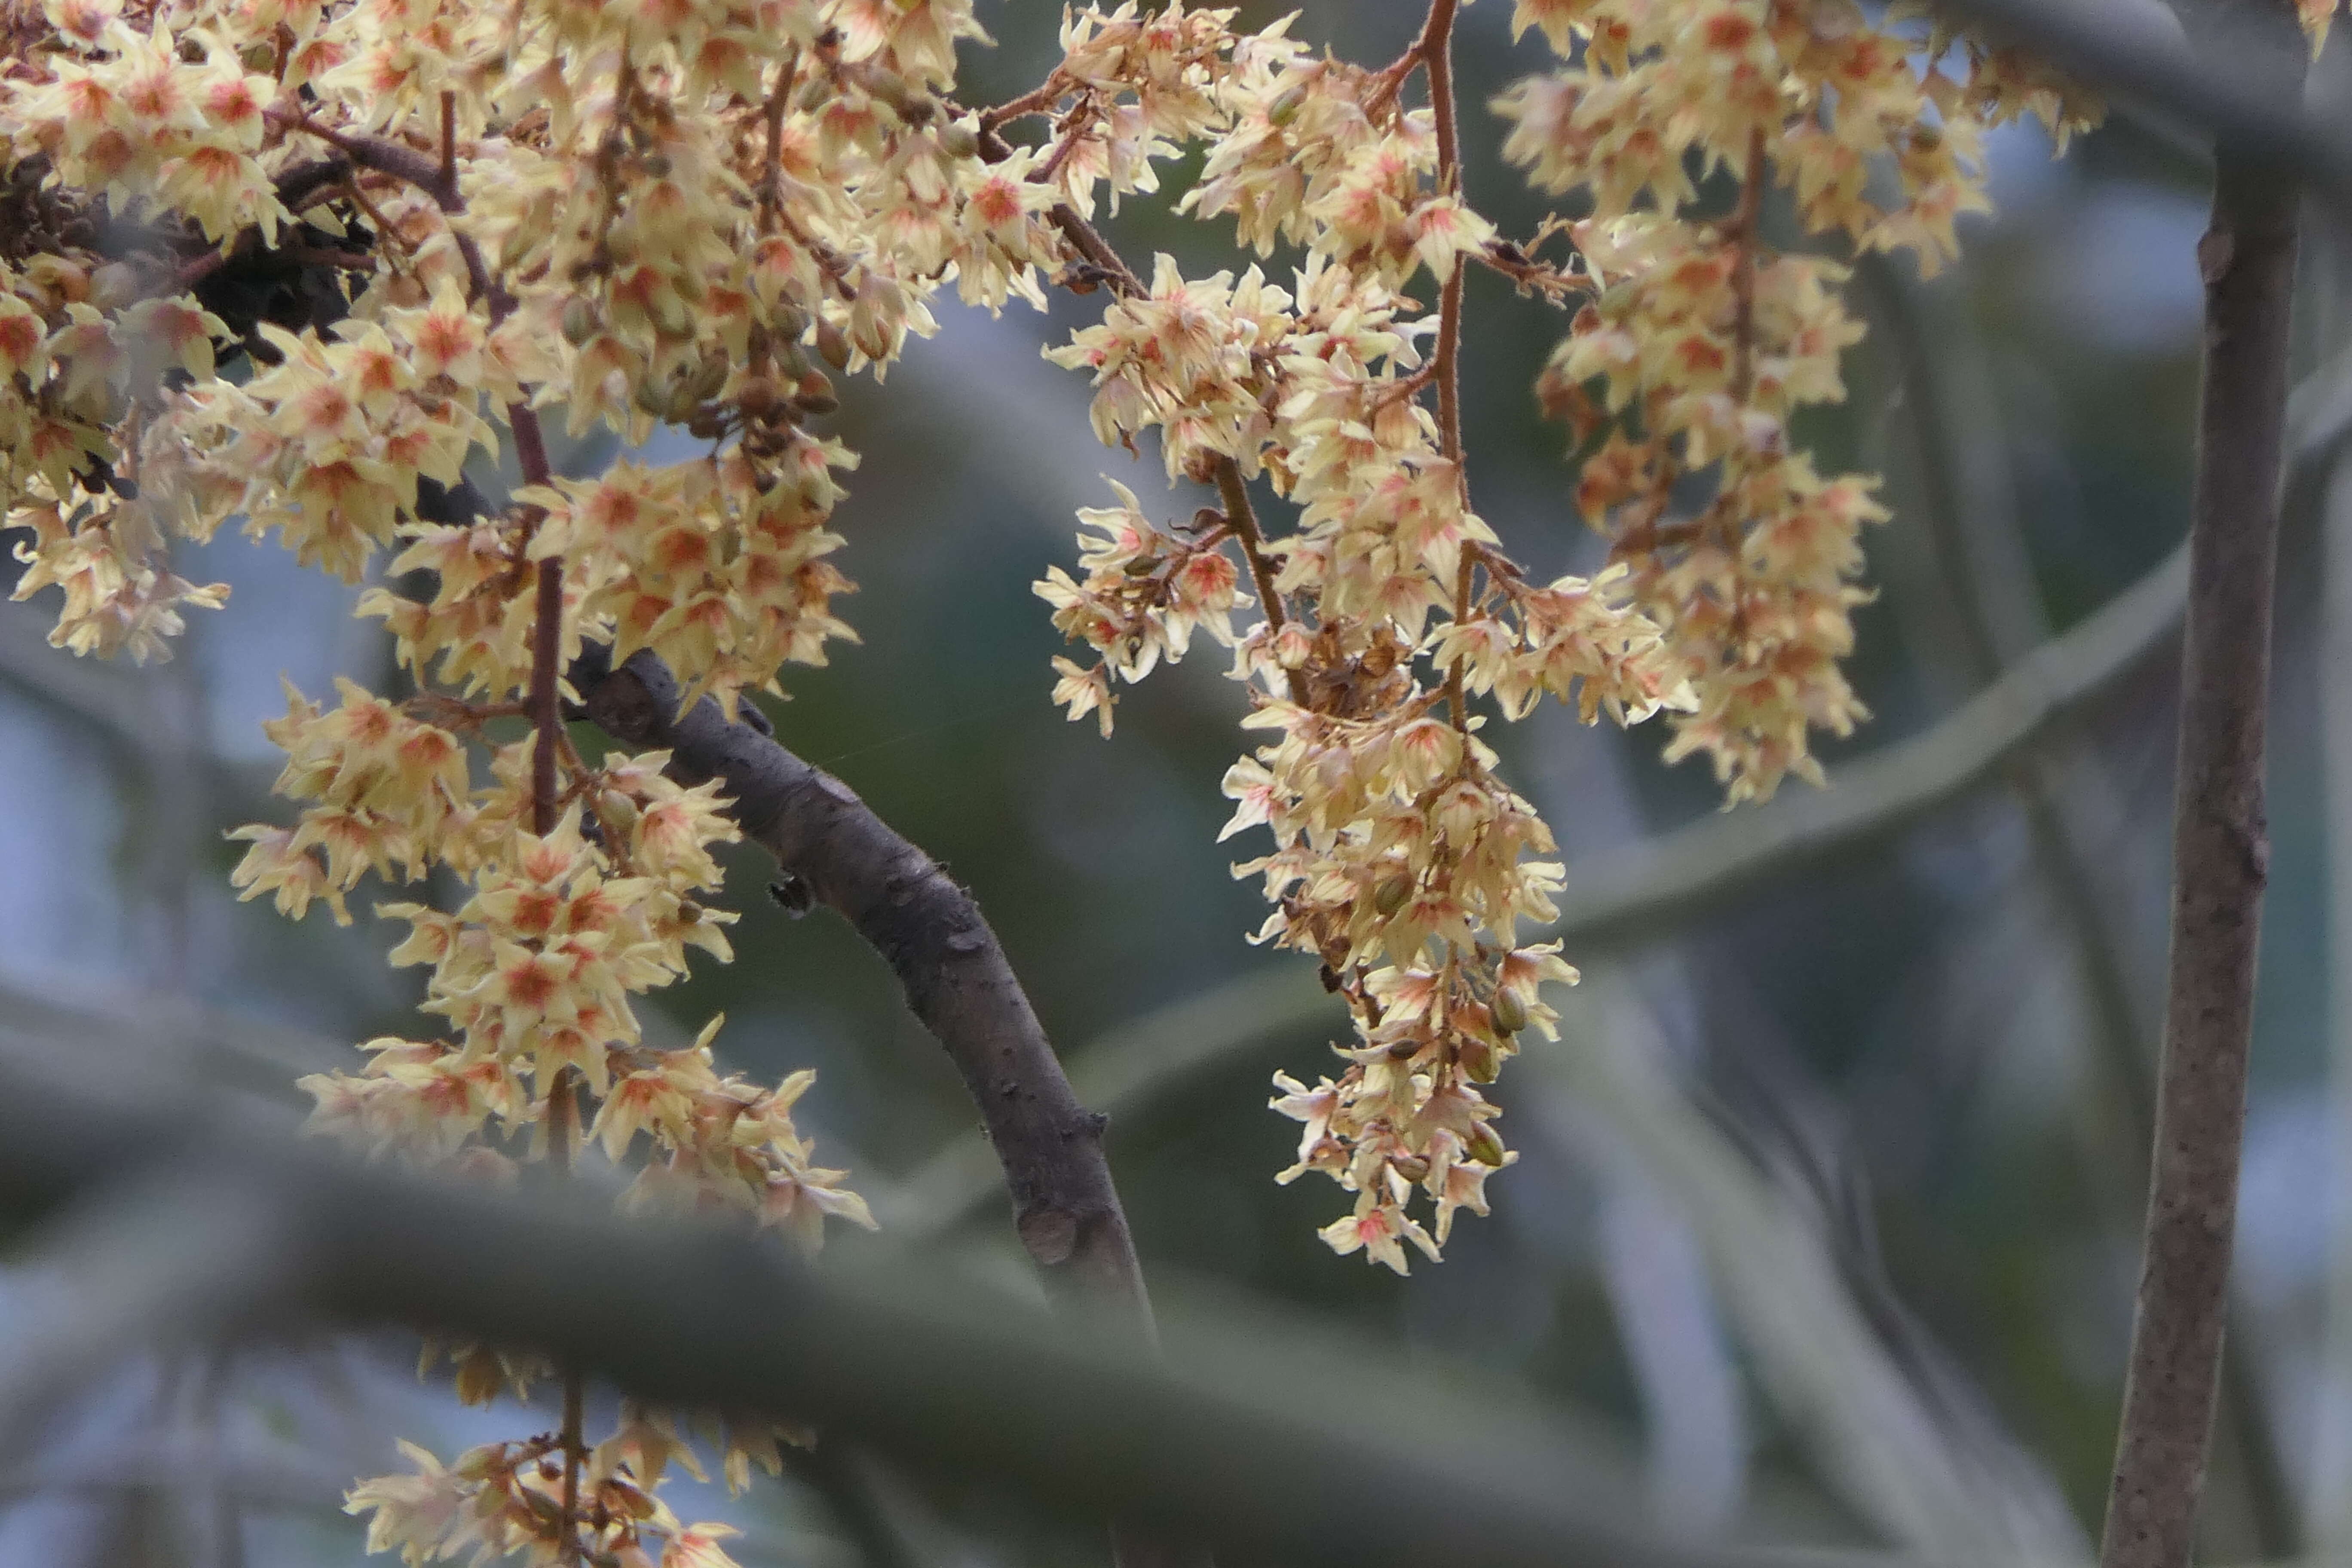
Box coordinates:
[546,1070,588,1565]
[1006,136,1293,718]
[1727,126,1767,405]
[1471,245,1580,302]
[1420,0,1465,472]
[2096,9,2306,1568]
[1035,106,1098,190]
[756,52,796,238]
[490,174,582,1550]
[264,110,457,210]
[981,79,1064,131]
[1213,462,1310,708]
[1859,250,2300,1560]
[1417,0,1474,735]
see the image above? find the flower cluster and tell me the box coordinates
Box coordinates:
[1016,0,2271,1266]
[1026,5,1690,1269]
[1495,0,2103,800]
[1,0,1054,1555]
[348,1416,773,1568]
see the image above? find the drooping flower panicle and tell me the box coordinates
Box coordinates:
[1021,0,2118,1269]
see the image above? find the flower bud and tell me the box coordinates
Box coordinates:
[737,376,779,418]
[1372,874,1412,917]
[815,321,851,371]
[793,370,837,415]
[686,352,729,402]
[1466,1123,1507,1167]
[1459,1037,1500,1083]
[939,122,980,160]
[861,65,912,112]
[1267,86,1308,126]
[559,296,600,346]
[1491,987,1528,1035]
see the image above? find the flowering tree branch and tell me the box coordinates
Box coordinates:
[2098,7,2307,1568]
[568,646,1158,1324]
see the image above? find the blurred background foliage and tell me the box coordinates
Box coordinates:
[4,2,2349,1565]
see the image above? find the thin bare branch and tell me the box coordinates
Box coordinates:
[2099,9,2306,1567]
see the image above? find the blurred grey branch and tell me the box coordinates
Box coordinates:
[1934,0,2352,210]
[0,1041,1867,1568]
[0,608,275,800]
[1535,976,2089,1562]
[1862,253,2298,1558]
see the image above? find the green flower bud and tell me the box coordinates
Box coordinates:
[1459,1038,1500,1084]
[560,296,600,346]
[687,352,729,402]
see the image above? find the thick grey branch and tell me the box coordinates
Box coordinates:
[570,646,1152,1326]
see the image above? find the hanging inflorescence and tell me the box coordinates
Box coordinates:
[1015,0,2114,1272]
[0,0,1041,1559]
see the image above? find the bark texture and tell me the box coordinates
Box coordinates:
[2099,10,2305,1568]
[571,646,1155,1324]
